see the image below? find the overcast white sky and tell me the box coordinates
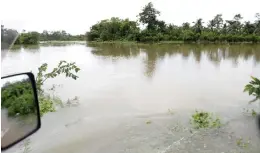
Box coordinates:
[1,0,260,34]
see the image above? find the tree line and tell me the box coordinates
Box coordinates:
[1,25,85,47]
[86,2,260,43]
[39,30,85,41]
[1,25,19,49]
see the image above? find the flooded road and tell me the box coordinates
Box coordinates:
[2,43,260,153]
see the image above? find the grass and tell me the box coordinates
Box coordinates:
[190,110,222,129]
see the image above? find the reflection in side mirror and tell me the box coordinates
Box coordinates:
[1,72,41,151]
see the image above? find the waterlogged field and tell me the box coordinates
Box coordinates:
[2,43,260,153]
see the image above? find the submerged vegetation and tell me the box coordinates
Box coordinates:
[1,61,81,117]
[36,60,80,116]
[87,2,260,43]
[191,110,221,129]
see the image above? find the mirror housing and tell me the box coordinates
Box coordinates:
[1,72,41,151]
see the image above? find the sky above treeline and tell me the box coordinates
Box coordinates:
[1,0,260,35]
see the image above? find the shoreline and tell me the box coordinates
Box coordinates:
[5,40,260,50]
[87,40,260,45]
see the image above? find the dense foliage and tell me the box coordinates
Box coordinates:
[39,30,85,41]
[15,32,40,45]
[1,79,35,116]
[87,2,260,43]
[86,17,140,41]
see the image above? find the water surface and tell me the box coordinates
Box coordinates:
[2,43,260,153]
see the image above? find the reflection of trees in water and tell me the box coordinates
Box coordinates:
[91,44,140,60]
[23,45,40,50]
[192,48,202,63]
[91,44,260,78]
[142,49,157,78]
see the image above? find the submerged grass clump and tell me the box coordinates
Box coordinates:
[236,137,250,148]
[191,110,221,129]
[146,120,152,124]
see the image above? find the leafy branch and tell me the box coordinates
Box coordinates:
[36,60,80,92]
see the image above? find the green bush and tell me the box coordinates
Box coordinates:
[1,79,35,116]
[15,32,40,45]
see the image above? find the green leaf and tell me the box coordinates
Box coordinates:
[75,68,80,73]
[252,76,260,84]
[249,88,254,95]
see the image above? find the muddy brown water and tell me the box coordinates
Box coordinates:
[1,43,260,153]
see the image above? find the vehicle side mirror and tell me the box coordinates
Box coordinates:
[1,72,41,151]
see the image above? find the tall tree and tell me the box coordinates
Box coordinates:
[138,2,160,31]
[208,14,223,32]
[226,14,243,34]
[193,18,204,34]
[254,13,260,34]
[243,21,255,34]
[182,22,190,30]
[214,14,223,30]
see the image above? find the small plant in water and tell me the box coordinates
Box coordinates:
[244,76,260,103]
[251,109,257,117]
[146,120,152,124]
[36,60,80,116]
[236,137,250,148]
[191,110,221,129]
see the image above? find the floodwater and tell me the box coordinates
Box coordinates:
[1,43,260,153]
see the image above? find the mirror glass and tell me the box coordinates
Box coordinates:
[1,74,38,149]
